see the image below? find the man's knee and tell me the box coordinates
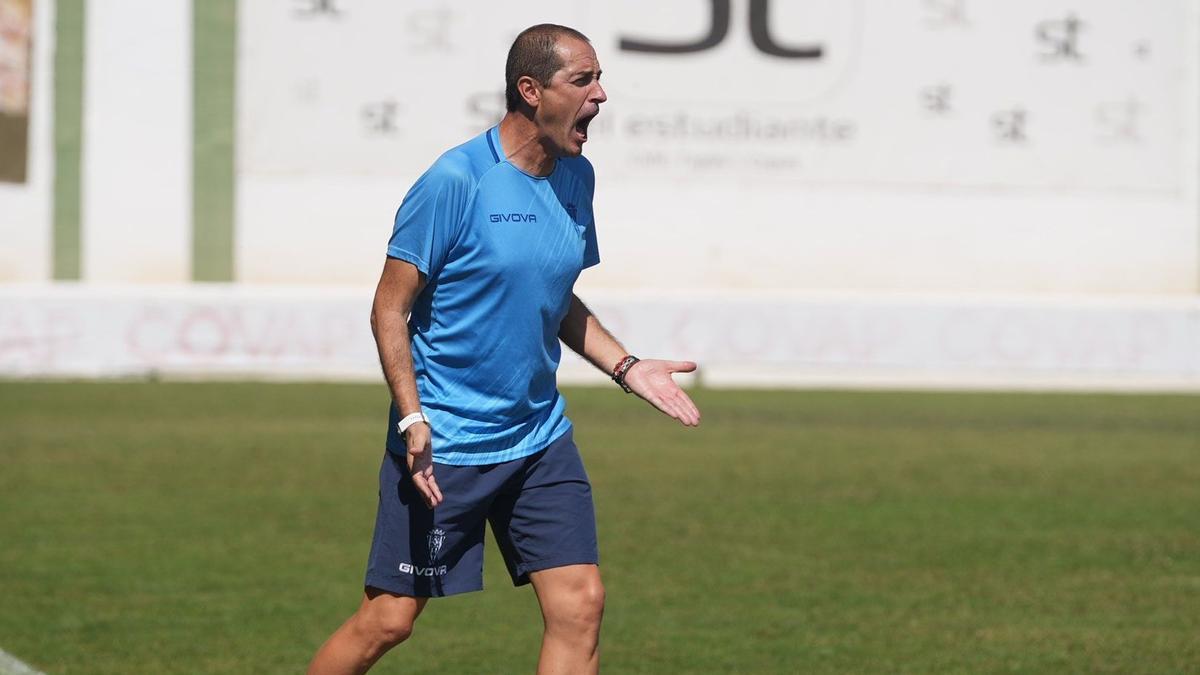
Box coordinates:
[354,592,422,648]
[546,578,605,635]
[578,579,605,625]
[364,613,414,648]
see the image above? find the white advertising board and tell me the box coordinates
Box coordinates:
[3,285,1199,391]
[242,0,1188,192]
[237,0,1200,292]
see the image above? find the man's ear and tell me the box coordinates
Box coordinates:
[517,75,541,110]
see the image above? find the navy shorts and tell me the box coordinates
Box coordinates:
[364,429,599,597]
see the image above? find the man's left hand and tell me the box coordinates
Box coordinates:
[623,359,701,427]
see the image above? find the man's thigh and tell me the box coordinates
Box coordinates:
[364,450,511,597]
[489,431,600,586]
[528,564,604,608]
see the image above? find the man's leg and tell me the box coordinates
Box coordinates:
[529,564,605,675]
[307,588,428,675]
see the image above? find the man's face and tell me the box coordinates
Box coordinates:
[534,37,607,158]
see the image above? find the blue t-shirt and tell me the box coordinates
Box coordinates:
[384,126,600,466]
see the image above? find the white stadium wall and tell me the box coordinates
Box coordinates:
[81,0,192,283]
[1,0,1199,389]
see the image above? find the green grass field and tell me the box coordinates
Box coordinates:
[1,382,1198,674]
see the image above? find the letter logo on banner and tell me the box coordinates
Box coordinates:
[620,0,822,58]
[920,83,954,115]
[1036,13,1087,62]
[604,0,859,105]
[363,100,401,136]
[991,108,1030,144]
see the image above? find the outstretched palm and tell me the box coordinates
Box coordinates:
[622,359,701,427]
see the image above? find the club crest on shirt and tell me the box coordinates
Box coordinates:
[427,528,447,561]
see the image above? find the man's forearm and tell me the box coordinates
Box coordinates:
[371,309,423,416]
[558,294,628,375]
[559,293,701,426]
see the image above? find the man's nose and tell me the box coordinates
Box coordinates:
[591,82,608,104]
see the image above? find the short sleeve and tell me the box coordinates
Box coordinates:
[582,216,600,269]
[387,159,473,279]
[578,160,600,269]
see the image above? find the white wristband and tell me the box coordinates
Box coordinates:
[397,411,430,434]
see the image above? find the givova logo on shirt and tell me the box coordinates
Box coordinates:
[489,212,538,223]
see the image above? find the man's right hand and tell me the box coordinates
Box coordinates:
[405,423,443,508]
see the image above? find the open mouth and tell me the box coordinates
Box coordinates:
[573,112,598,141]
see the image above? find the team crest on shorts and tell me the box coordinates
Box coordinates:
[427,528,447,561]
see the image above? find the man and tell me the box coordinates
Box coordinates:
[308,24,700,675]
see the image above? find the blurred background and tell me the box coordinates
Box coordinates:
[2,0,1197,389]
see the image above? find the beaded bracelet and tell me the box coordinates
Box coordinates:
[611,355,640,393]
